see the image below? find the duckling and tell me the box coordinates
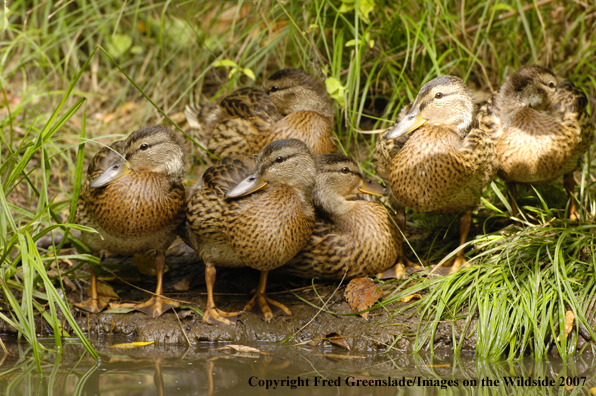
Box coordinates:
[186,68,336,159]
[283,154,401,279]
[373,75,498,272]
[75,125,187,317]
[478,65,595,220]
[185,139,317,325]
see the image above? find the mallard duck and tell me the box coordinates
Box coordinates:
[185,139,317,325]
[75,125,187,317]
[373,75,498,272]
[478,65,595,220]
[186,68,336,159]
[283,154,401,279]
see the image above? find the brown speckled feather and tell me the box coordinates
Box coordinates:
[226,185,315,271]
[185,148,315,271]
[285,201,400,279]
[377,126,496,214]
[480,77,594,185]
[76,129,187,254]
[202,69,337,158]
[271,111,336,155]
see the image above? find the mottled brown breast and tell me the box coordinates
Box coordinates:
[284,201,400,279]
[225,185,315,271]
[389,127,472,212]
[88,172,186,238]
[186,157,255,244]
[272,111,336,155]
[497,107,579,183]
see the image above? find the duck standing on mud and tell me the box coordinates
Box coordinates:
[185,139,317,325]
[74,126,187,317]
[478,65,595,220]
[373,75,498,273]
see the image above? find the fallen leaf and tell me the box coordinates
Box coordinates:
[102,113,116,124]
[325,332,351,351]
[565,381,574,391]
[108,341,154,349]
[87,282,120,302]
[344,277,382,321]
[173,277,192,291]
[557,310,575,341]
[119,101,137,113]
[590,386,596,394]
[316,354,366,360]
[177,310,195,319]
[564,310,575,337]
[400,294,422,303]
[216,345,271,355]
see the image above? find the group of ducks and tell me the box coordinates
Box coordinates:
[73,66,594,325]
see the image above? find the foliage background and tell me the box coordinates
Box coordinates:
[1,0,595,362]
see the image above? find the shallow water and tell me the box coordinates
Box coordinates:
[0,336,595,396]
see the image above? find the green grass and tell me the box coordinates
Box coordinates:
[1,0,595,366]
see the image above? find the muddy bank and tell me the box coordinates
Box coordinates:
[2,247,594,355]
[0,246,475,353]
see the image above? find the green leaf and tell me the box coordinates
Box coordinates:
[243,68,256,81]
[325,77,347,107]
[492,2,515,13]
[213,59,239,68]
[345,39,356,47]
[338,3,355,13]
[106,34,132,59]
[358,0,375,24]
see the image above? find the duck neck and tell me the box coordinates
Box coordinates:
[312,188,356,221]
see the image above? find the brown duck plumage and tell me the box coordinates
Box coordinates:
[186,68,337,159]
[284,154,401,279]
[478,65,595,220]
[374,75,498,272]
[185,139,317,325]
[75,125,187,317]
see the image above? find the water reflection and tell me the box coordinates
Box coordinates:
[0,337,594,395]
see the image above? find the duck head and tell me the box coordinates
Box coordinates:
[495,65,558,130]
[263,68,334,120]
[385,75,476,140]
[90,125,187,188]
[225,139,317,202]
[313,154,385,217]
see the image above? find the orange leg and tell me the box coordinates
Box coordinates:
[449,210,472,274]
[135,251,179,318]
[202,264,242,325]
[244,271,290,323]
[564,172,580,221]
[74,269,108,313]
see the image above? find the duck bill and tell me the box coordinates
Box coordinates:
[385,111,427,140]
[225,171,268,199]
[89,158,131,189]
[358,179,386,197]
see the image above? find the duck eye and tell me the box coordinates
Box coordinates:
[140,143,149,150]
[275,156,284,163]
[341,167,350,174]
[548,82,556,89]
[435,92,443,99]
[269,86,279,93]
